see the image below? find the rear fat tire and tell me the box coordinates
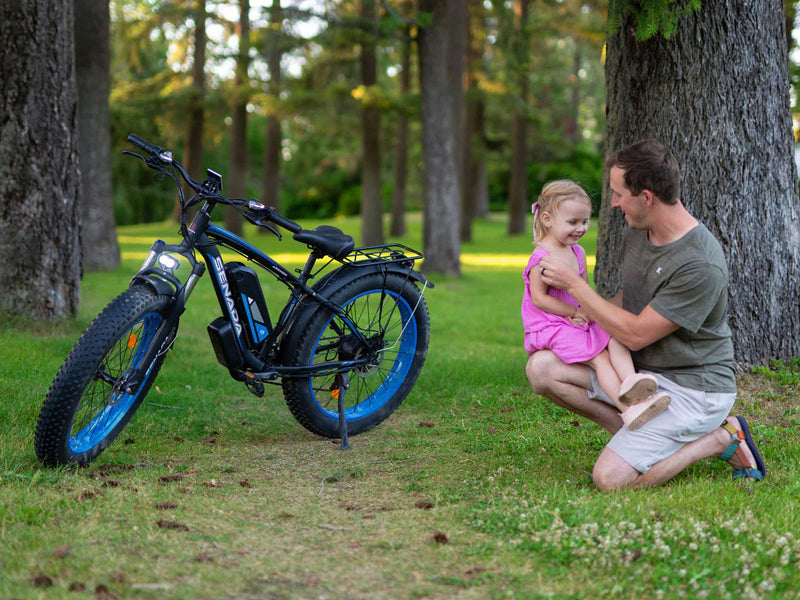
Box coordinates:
[281,271,430,437]
[34,286,173,467]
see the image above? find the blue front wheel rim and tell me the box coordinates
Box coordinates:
[68,312,163,455]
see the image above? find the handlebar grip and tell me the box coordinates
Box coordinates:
[127,134,160,155]
[266,208,302,234]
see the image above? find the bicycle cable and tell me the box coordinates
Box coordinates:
[376,279,429,354]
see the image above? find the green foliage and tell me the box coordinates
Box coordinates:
[751,357,800,386]
[487,144,605,215]
[526,144,605,215]
[608,0,702,41]
[106,0,609,223]
[337,184,361,216]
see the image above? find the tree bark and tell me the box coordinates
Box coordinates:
[360,0,383,245]
[600,0,800,364]
[74,0,118,271]
[418,0,461,276]
[225,0,250,237]
[176,0,206,222]
[460,0,486,240]
[507,0,529,235]
[261,0,282,215]
[390,24,411,238]
[448,0,467,186]
[0,0,81,319]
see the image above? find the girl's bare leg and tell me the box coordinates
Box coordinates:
[607,337,635,382]
[607,337,659,406]
[586,349,669,432]
[585,350,627,412]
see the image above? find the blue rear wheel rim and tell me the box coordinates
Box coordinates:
[68,312,163,455]
[307,289,417,421]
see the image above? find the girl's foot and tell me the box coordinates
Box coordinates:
[621,392,671,430]
[618,373,659,406]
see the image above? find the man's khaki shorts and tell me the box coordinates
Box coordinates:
[589,370,736,473]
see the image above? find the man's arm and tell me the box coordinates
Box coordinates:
[539,256,680,350]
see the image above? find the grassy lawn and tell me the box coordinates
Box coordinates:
[1,213,799,599]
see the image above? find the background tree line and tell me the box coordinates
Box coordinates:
[105,0,606,231]
[1,0,799,364]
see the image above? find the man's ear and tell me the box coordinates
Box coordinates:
[641,189,655,206]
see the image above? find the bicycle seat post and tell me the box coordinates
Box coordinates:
[297,251,320,285]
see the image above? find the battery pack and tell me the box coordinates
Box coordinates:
[207,317,245,370]
[225,262,272,348]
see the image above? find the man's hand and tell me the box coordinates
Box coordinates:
[539,255,582,292]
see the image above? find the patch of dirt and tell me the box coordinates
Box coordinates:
[156,519,189,531]
[736,372,799,427]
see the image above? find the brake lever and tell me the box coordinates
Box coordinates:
[262,222,282,240]
[122,150,146,162]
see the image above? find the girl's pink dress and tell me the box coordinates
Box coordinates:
[521,245,611,363]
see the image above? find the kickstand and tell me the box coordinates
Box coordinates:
[335,372,351,450]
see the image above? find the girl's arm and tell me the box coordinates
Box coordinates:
[529,267,579,318]
[572,247,592,324]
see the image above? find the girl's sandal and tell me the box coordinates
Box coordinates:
[618,373,658,406]
[621,392,671,430]
[719,417,766,481]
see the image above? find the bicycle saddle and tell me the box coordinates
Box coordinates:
[293,225,355,260]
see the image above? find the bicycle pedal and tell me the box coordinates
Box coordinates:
[242,372,265,398]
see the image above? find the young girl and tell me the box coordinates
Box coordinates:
[521,180,670,430]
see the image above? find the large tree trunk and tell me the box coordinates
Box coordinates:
[261,0,282,214]
[175,0,206,222]
[0,0,81,319]
[225,0,249,237]
[507,0,529,235]
[448,0,467,187]
[390,24,411,238]
[418,0,461,275]
[360,0,383,246]
[460,0,486,240]
[600,0,800,364]
[74,0,119,272]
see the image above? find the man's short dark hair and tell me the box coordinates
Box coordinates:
[605,140,681,205]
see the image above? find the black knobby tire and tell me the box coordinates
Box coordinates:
[281,271,430,437]
[34,286,174,467]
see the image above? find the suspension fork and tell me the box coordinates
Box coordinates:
[121,262,204,396]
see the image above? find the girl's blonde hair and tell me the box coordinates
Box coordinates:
[531,179,592,243]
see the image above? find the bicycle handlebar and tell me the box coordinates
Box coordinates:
[127,134,161,156]
[127,133,303,235]
[263,207,302,234]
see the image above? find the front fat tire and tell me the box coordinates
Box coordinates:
[34,286,173,467]
[282,271,430,438]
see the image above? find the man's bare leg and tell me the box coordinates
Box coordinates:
[592,416,759,490]
[525,350,623,434]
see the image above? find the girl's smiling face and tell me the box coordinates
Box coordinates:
[541,198,591,247]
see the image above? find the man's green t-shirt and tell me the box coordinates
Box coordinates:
[622,224,736,393]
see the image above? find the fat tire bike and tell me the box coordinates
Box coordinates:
[34,134,432,467]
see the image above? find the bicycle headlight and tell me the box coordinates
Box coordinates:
[157,254,180,271]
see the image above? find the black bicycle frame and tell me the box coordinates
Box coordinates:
[200,223,372,378]
[127,211,375,392]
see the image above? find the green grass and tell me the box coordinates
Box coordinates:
[1,214,799,599]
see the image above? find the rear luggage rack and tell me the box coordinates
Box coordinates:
[340,243,423,266]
